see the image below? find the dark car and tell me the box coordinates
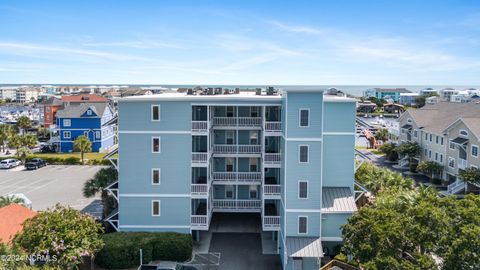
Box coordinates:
[25,158,47,170]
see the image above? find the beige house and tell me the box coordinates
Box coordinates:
[398,102,480,194]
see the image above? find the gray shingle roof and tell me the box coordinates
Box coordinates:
[374,88,411,93]
[405,101,480,135]
[286,237,323,257]
[56,103,109,118]
[322,187,357,213]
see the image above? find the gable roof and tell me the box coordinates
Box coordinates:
[402,101,480,134]
[443,117,480,140]
[0,204,36,243]
[56,103,109,119]
[61,94,108,103]
[40,96,63,106]
[373,88,411,93]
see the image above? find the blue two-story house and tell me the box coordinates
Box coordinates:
[55,102,116,153]
[106,88,357,270]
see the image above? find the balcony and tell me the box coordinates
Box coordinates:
[213,117,262,127]
[458,159,467,170]
[191,215,208,229]
[191,184,208,197]
[192,152,208,166]
[264,122,282,132]
[264,185,281,197]
[212,199,261,211]
[263,216,280,231]
[264,153,281,166]
[192,121,208,133]
[212,144,262,155]
[212,172,261,183]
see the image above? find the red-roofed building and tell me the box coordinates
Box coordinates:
[61,94,108,103]
[0,204,37,244]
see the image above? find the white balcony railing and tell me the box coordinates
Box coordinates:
[213,144,262,154]
[458,159,467,170]
[213,117,262,127]
[264,185,281,196]
[212,199,261,209]
[192,152,208,163]
[192,121,208,132]
[212,172,261,182]
[447,180,465,194]
[263,216,280,229]
[264,153,281,164]
[191,215,208,228]
[265,122,282,132]
[191,184,208,196]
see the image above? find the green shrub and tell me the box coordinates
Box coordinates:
[95,232,192,269]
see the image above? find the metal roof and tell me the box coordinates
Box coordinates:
[322,187,357,213]
[286,237,323,258]
[451,137,469,145]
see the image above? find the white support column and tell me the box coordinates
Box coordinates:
[261,106,266,227]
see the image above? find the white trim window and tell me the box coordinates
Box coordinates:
[299,145,309,163]
[448,157,455,168]
[152,137,161,153]
[449,140,456,150]
[151,105,160,121]
[96,131,101,139]
[428,150,432,159]
[298,181,308,199]
[152,169,161,185]
[63,131,71,139]
[440,154,443,163]
[225,185,234,199]
[152,200,161,216]
[63,119,71,127]
[84,131,89,137]
[249,185,258,199]
[459,129,468,137]
[472,145,479,158]
[441,137,444,145]
[299,109,310,127]
[413,130,418,138]
[298,216,308,234]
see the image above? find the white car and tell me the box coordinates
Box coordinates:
[0,159,21,169]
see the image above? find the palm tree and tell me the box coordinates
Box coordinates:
[0,195,24,207]
[375,128,389,142]
[21,134,37,149]
[83,167,118,218]
[7,135,22,150]
[74,135,92,165]
[0,124,16,152]
[417,161,444,183]
[16,147,31,164]
[16,116,32,135]
[395,142,421,172]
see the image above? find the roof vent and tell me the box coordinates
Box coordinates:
[256,88,262,95]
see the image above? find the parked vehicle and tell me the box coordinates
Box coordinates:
[138,262,197,270]
[40,144,56,153]
[0,159,21,169]
[25,158,47,170]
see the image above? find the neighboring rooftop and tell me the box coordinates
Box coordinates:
[56,102,109,118]
[0,204,36,243]
[402,101,480,135]
[322,187,357,213]
[61,94,108,103]
[372,88,411,93]
[40,96,63,106]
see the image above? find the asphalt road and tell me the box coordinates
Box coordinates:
[209,233,281,270]
[0,165,104,212]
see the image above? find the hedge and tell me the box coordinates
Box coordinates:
[0,156,110,165]
[95,232,192,269]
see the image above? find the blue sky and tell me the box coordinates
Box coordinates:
[0,0,479,85]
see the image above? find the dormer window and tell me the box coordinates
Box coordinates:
[86,110,92,115]
[459,130,468,137]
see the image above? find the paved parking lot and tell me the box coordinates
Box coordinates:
[0,165,104,211]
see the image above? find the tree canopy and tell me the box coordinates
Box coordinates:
[73,135,92,164]
[459,167,480,185]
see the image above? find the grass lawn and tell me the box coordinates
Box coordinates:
[32,152,107,161]
[355,146,385,156]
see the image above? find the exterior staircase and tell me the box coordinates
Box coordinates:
[447,180,466,195]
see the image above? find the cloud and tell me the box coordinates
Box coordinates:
[267,20,325,35]
[0,41,149,61]
[82,40,185,49]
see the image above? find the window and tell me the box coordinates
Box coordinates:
[226,131,234,145]
[86,110,92,115]
[449,140,455,150]
[440,154,443,163]
[299,109,309,127]
[152,200,160,216]
[413,130,418,138]
[63,119,71,127]
[84,131,89,137]
[63,131,71,139]
[249,131,258,145]
[435,152,438,161]
[460,129,468,137]
[151,105,160,121]
[429,134,433,142]
[441,137,444,145]
[424,149,428,156]
[428,150,432,159]
[46,107,51,113]
[152,137,160,153]
[226,158,234,172]
[249,158,257,172]
[425,133,428,140]
[152,169,160,185]
[249,185,257,199]
[96,131,101,139]
[226,106,234,117]
[250,107,259,117]
[298,216,308,234]
[448,157,455,168]
[299,145,309,163]
[472,145,479,158]
[225,185,234,199]
[436,136,439,144]
[298,181,308,199]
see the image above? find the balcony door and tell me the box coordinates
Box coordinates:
[226,106,235,117]
[226,158,235,172]
[225,185,234,199]
[249,131,258,145]
[226,131,235,145]
[250,107,259,117]
[249,158,257,172]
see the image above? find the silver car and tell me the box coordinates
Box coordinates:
[0,158,21,169]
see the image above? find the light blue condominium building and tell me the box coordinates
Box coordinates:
[106,88,357,270]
